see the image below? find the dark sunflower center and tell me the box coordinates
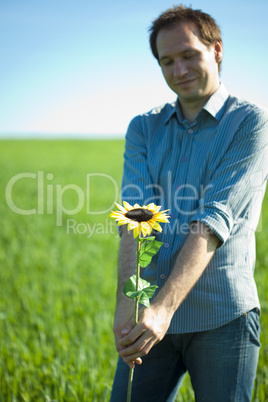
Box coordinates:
[125,208,153,222]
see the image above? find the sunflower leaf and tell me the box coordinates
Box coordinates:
[123,275,158,307]
[139,239,164,268]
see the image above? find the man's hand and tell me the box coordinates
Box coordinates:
[118,303,172,367]
[113,299,143,368]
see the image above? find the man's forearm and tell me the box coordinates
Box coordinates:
[152,221,219,315]
[116,226,137,303]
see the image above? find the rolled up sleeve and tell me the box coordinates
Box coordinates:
[191,108,268,246]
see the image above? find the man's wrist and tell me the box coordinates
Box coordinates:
[151,294,177,320]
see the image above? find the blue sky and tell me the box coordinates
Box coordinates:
[1,0,268,138]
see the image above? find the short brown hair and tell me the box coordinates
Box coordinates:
[149,5,222,72]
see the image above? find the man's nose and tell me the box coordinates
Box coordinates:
[173,59,188,77]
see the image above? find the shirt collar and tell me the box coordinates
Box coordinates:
[165,83,229,124]
[202,83,229,121]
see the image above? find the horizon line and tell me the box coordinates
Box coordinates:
[0,132,125,140]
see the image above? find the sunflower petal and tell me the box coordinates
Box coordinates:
[128,221,139,231]
[133,224,141,238]
[114,202,127,213]
[110,212,130,224]
[154,211,170,222]
[117,217,131,226]
[152,221,163,233]
[147,203,161,213]
[110,211,124,218]
[123,201,133,211]
[141,221,152,237]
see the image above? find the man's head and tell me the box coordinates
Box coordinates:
[149,5,222,73]
[149,5,223,118]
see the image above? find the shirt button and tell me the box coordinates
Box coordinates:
[160,274,165,279]
[164,243,169,248]
[182,156,187,163]
[188,129,193,134]
[171,213,176,219]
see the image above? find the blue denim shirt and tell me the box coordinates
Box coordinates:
[121,84,268,333]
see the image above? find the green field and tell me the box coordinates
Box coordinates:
[0,140,267,401]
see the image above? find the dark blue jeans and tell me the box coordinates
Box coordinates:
[110,309,260,402]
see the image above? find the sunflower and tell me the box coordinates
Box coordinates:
[110,201,170,238]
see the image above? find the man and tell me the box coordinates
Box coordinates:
[110,5,268,401]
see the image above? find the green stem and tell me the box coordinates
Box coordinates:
[126,237,142,402]
[134,239,141,325]
[127,367,134,402]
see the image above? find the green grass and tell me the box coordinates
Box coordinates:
[0,140,267,401]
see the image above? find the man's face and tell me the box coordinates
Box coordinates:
[156,22,222,108]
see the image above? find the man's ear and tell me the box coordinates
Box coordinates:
[214,40,223,64]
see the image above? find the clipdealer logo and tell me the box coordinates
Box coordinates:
[5,169,265,234]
